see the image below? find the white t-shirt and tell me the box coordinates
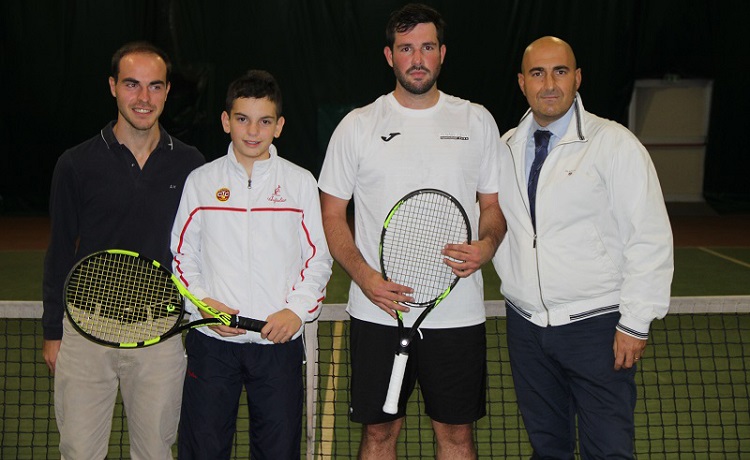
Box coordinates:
[318,91,501,328]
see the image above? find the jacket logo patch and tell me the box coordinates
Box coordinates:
[216,188,230,202]
[268,185,287,203]
[381,132,401,142]
[565,169,576,176]
[439,133,469,140]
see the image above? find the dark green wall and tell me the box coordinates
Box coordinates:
[2,0,747,214]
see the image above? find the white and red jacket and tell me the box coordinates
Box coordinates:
[171,143,333,343]
[492,96,673,339]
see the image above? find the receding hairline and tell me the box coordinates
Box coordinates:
[520,36,577,73]
[111,41,171,82]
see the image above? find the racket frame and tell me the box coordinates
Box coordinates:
[64,249,266,348]
[378,189,472,414]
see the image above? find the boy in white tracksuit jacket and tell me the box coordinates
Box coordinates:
[171,70,332,459]
[173,144,331,339]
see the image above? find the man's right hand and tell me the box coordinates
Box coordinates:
[358,268,414,319]
[43,339,62,374]
[320,192,413,319]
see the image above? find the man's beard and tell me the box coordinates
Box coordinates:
[394,65,440,95]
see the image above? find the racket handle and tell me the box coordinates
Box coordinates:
[382,352,410,414]
[232,316,267,333]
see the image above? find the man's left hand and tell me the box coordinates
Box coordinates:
[613,330,647,370]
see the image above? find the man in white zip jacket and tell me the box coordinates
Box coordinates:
[492,36,673,459]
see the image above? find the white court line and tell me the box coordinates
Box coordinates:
[698,247,750,270]
[319,320,344,458]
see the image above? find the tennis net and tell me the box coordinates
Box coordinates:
[2,297,749,459]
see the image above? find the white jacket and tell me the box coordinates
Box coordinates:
[171,144,333,343]
[492,96,673,338]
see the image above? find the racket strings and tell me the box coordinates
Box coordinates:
[382,192,469,305]
[65,252,182,344]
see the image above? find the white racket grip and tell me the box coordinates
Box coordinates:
[382,353,410,414]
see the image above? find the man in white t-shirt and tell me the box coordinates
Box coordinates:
[318,4,505,459]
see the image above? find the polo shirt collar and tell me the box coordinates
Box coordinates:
[99,120,174,151]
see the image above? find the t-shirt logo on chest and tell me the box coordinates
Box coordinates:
[267,185,287,203]
[439,133,470,140]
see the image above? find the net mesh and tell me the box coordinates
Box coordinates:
[2,297,749,459]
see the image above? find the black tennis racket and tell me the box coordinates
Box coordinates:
[379,189,472,414]
[64,249,267,348]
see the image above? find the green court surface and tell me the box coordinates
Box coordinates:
[3,305,749,459]
[1,247,750,302]
[1,247,749,458]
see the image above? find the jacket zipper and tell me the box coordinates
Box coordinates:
[532,233,549,323]
[511,101,585,325]
[508,139,550,321]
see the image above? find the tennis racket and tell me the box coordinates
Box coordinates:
[64,249,267,348]
[380,189,472,414]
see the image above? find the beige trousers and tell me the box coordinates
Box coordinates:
[55,317,186,459]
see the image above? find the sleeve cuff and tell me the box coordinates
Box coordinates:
[616,316,651,340]
[286,300,322,324]
[43,326,63,341]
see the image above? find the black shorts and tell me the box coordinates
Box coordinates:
[349,318,487,425]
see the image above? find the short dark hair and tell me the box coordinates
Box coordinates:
[110,41,172,83]
[385,3,446,48]
[225,70,283,116]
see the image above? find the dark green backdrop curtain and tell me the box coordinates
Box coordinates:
[1,0,748,213]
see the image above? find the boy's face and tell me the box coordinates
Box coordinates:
[221,97,284,165]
